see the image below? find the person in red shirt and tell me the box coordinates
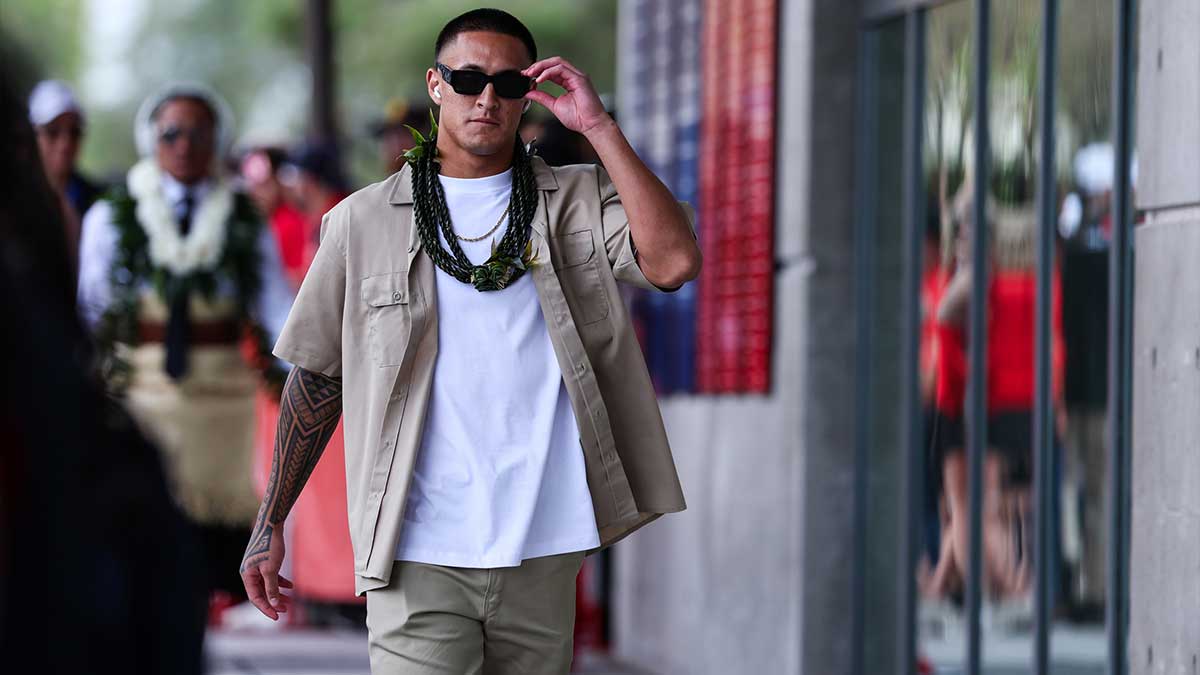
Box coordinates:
[922,195,1065,601]
[240,148,309,290]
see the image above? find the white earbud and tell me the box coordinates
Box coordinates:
[434,87,442,100]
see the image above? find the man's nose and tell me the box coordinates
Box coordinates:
[476,83,500,110]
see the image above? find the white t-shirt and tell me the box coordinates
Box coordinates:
[394,168,601,568]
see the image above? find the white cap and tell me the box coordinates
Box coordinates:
[1073,143,1113,195]
[28,80,84,127]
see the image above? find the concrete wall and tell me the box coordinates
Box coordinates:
[610,1,869,673]
[1130,1,1200,673]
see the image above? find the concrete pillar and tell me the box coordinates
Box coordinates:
[1130,0,1200,672]
[610,1,882,673]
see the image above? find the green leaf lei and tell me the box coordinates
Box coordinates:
[404,111,540,292]
[93,186,287,396]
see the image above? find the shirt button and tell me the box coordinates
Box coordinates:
[576,362,586,374]
[392,291,402,302]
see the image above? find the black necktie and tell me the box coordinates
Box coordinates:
[164,191,194,380]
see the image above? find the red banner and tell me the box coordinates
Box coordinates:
[696,0,777,393]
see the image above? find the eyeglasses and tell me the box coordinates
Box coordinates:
[436,63,533,99]
[158,125,212,146]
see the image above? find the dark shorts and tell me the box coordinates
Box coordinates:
[936,409,1035,486]
[989,409,1033,485]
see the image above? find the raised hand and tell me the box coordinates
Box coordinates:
[522,57,612,136]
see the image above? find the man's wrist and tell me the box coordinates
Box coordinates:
[581,116,620,144]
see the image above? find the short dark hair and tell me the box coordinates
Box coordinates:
[435,8,537,65]
[153,95,216,127]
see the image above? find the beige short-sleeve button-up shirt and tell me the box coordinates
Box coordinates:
[274,157,690,595]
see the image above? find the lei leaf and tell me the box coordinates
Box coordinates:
[402,109,441,168]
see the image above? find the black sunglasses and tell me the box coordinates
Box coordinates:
[158,125,212,146]
[436,63,533,99]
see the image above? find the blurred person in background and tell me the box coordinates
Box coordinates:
[925,182,1066,602]
[249,141,363,627]
[28,79,103,266]
[240,8,700,674]
[241,147,309,290]
[370,98,429,177]
[76,82,294,623]
[1,65,203,674]
[1056,144,1118,620]
[917,181,952,584]
[520,112,603,167]
[280,142,351,246]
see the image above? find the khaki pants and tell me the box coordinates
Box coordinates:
[366,552,585,675]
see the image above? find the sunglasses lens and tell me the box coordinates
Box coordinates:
[493,73,532,99]
[159,128,181,145]
[449,71,487,95]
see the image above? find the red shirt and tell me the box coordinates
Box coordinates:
[986,269,1065,412]
[932,267,1065,417]
[268,202,310,290]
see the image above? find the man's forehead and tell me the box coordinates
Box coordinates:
[439,31,531,69]
[157,98,215,124]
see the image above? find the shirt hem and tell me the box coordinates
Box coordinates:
[394,534,601,569]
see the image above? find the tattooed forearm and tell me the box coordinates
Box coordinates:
[241,367,343,571]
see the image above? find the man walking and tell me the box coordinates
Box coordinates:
[241,9,700,673]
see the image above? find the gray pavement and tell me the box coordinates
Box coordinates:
[920,600,1106,675]
[204,627,646,675]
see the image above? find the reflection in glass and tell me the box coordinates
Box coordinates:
[1056,0,1114,633]
[911,0,1115,671]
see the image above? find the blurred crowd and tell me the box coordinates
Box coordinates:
[916,154,1125,625]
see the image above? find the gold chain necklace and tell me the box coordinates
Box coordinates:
[454,205,510,243]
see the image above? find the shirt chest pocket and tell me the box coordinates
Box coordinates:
[362,272,413,367]
[552,230,610,326]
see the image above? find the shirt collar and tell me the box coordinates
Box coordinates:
[160,170,213,206]
[398,158,557,255]
[388,156,559,206]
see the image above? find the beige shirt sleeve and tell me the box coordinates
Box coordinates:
[596,165,697,292]
[272,208,347,377]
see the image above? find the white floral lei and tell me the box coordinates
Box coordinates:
[126,158,233,275]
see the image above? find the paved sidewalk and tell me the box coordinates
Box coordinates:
[920,600,1106,675]
[205,627,647,675]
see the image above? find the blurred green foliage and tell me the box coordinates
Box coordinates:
[4,0,615,186]
[1,0,85,92]
[926,0,1115,205]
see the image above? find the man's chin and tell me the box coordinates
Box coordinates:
[462,130,516,155]
[163,166,210,185]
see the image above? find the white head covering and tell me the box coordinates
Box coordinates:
[28,80,84,126]
[134,81,234,158]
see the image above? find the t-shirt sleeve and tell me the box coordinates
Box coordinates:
[596,164,697,292]
[272,208,346,377]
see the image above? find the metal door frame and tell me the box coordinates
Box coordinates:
[851,1,1137,673]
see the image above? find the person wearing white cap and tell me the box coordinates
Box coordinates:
[76,82,295,615]
[28,79,102,263]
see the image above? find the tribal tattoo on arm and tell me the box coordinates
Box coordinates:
[241,366,343,572]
